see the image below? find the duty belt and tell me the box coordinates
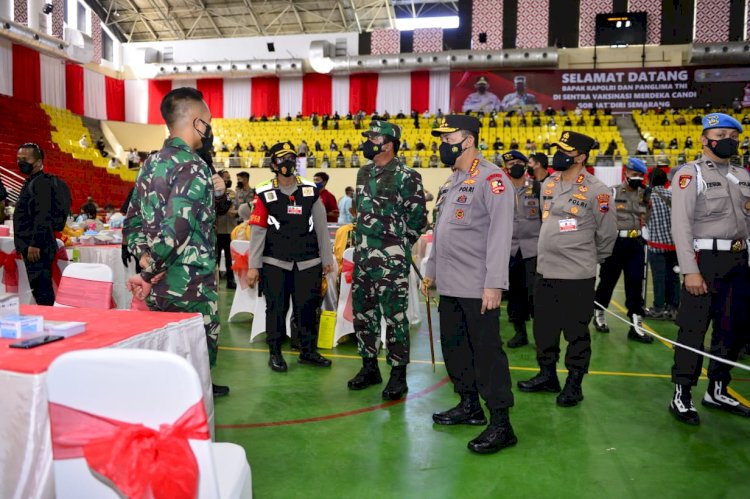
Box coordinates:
[618,229,642,238]
[693,238,748,253]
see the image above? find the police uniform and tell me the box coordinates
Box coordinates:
[425,115,517,455]
[518,131,617,407]
[502,150,542,348]
[668,113,750,424]
[593,157,652,343]
[347,121,427,400]
[248,142,334,372]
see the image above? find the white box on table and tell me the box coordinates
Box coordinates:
[0,315,44,339]
[43,321,87,338]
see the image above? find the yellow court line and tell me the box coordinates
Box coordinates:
[219,345,677,380]
[610,299,750,407]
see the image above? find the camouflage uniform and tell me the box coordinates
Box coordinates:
[124,137,220,367]
[353,156,427,366]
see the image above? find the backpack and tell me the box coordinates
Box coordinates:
[31,173,72,231]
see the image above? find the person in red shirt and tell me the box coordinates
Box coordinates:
[314,172,339,223]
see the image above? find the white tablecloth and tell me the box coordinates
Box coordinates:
[71,245,135,309]
[0,308,213,499]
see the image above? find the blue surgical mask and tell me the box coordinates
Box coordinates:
[315,182,324,189]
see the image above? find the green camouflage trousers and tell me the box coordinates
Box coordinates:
[352,244,410,366]
[149,295,220,367]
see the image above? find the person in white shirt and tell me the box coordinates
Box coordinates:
[337,186,354,225]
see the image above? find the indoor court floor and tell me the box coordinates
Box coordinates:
[211,281,750,499]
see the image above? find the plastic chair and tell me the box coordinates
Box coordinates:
[228,240,256,323]
[46,349,252,498]
[54,262,114,309]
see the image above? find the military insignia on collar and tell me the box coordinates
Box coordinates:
[469,159,480,177]
[578,185,588,193]
[302,186,314,197]
[576,174,585,184]
[454,208,465,220]
[573,193,587,200]
[679,175,692,189]
[542,210,549,219]
[544,189,553,196]
[546,182,555,188]
[264,191,277,202]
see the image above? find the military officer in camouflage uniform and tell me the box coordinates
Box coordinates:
[668,113,750,425]
[347,120,427,400]
[424,115,517,455]
[518,131,617,407]
[125,87,229,397]
[593,157,651,343]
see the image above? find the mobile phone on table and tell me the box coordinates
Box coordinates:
[9,335,64,349]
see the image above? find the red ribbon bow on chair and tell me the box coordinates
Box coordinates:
[230,248,249,290]
[0,249,19,293]
[49,400,209,499]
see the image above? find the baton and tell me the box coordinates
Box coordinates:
[409,261,436,372]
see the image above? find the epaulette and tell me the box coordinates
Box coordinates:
[255,180,273,193]
[299,178,316,187]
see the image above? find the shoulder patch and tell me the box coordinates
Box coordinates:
[597,193,610,213]
[486,173,505,194]
[302,186,314,197]
[264,190,278,202]
[679,175,692,189]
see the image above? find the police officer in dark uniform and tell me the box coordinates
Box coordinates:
[424,115,517,454]
[14,143,58,306]
[502,150,541,348]
[246,142,335,372]
[518,131,617,406]
[593,157,652,343]
[668,113,750,424]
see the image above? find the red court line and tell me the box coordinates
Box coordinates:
[216,376,451,429]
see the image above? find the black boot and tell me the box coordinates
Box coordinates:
[299,350,332,367]
[382,365,408,400]
[517,365,561,393]
[701,380,750,417]
[432,393,487,426]
[507,321,529,348]
[347,358,382,390]
[212,384,230,397]
[268,343,288,373]
[556,370,585,407]
[467,407,518,455]
[669,384,700,425]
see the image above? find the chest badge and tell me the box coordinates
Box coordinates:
[578,185,588,193]
[573,193,587,200]
[570,206,579,215]
[302,186,314,197]
[456,194,468,204]
[287,205,303,215]
[264,191,277,202]
[463,179,476,185]
[454,209,465,220]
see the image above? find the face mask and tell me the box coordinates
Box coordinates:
[18,160,34,175]
[439,137,467,166]
[508,163,526,179]
[552,151,575,171]
[275,159,296,177]
[627,177,643,189]
[224,180,232,189]
[315,182,324,189]
[236,181,244,190]
[706,137,739,159]
[477,87,487,95]
[361,140,382,160]
[526,166,536,176]
[194,118,213,156]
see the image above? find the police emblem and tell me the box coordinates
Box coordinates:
[576,174,585,184]
[302,186,314,197]
[530,208,538,216]
[570,206,579,215]
[573,193,587,200]
[464,179,476,185]
[617,204,625,210]
[679,175,692,189]
[706,114,720,126]
[597,193,610,213]
[454,209,465,220]
[578,185,588,193]
[456,194,468,203]
[486,173,505,194]
[264,191,278,202]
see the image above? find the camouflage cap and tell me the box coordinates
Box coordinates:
[361,120,401,140]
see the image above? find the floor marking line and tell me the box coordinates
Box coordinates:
[610,299,750,407]
[216,377,451,429]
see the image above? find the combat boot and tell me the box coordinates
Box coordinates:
[593,309,609,333]
[432,392,487,425]
[517,365,561,393]
[669,384,700,425]
[467,408,518,455]
[702,380,750,417]
[347,358,382,390]
[556,370,585,407]
[382,365,408,400]
[506,321,529,348]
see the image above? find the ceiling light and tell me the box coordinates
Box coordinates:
[394,16,459,31]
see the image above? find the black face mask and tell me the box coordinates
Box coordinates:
[194,118,214,157]
[275,159,296,177]
[552,151,575,171]
[707,137,739,159]
[236,182,244,190]
[224,180,232,189]
[18,160,34,175]
[526,166,536,176]
[361,140,382,160]
[439,138,467,166]
[627,177,644,190]
[508,163,526,179]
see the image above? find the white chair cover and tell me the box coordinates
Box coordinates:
[228,240,255,323]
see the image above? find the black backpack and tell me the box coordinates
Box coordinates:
[31,173,72,231]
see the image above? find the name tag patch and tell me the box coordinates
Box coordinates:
[264,191,277,202]
[287,205,303,215]
[559,218,578,232]
[302,186,314,197]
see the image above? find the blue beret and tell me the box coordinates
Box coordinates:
[502,150,528,163]
[627,157,647,174]
[702,113,743,133]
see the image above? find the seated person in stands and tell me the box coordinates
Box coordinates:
[333,111,341,121]
[591,139,600,150]
[519,116,527,127]
[230,203,252,242]
[79,134,89,148]
[315,140,322,151]
[674,114,686,125]
[412,152,422,168]
[383,111,391,120]
[545,106,556,116]
[669,138,678,149]
[661,117,670,126]
[107,157,118,169]
[593,116,601,126]
[525,139,536,153]
[604,139,617,156]
[478,139,489,150]
[220,141,229,152]
[296,111,303,120]
[333,120,339,130]
[285,113,292,121]
[342,140,352,152]
[741,136,749,151]
[96,138,108,157]
[532,116,541,126]
[431,141,438,153]
[260,114,268,121]
[259,142,269,153]
[346,111,353,120]
[231,143,242,157]
[351,153,361,167]
[607,116,616,126]
[489,116,497,128]
[415,139,425,151]
[743,115,750,125]
[431,117,439,128]
[396,110,405,119]
[329,139,338,152]
[503,116,511,127]
[691,114,703,125]
[336,151,345,167]
[576,116,585,126]
[429,154,439,168]
[321,154,330,168]
[510,138,519,150]
[547,117,556,126]
[493,138,504,150]
[246,141,255,152]
[249,114,256,121]
[492,152,502,166]
[401,139,410,151]
[684,136,693,149]
[564,116,573,126]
